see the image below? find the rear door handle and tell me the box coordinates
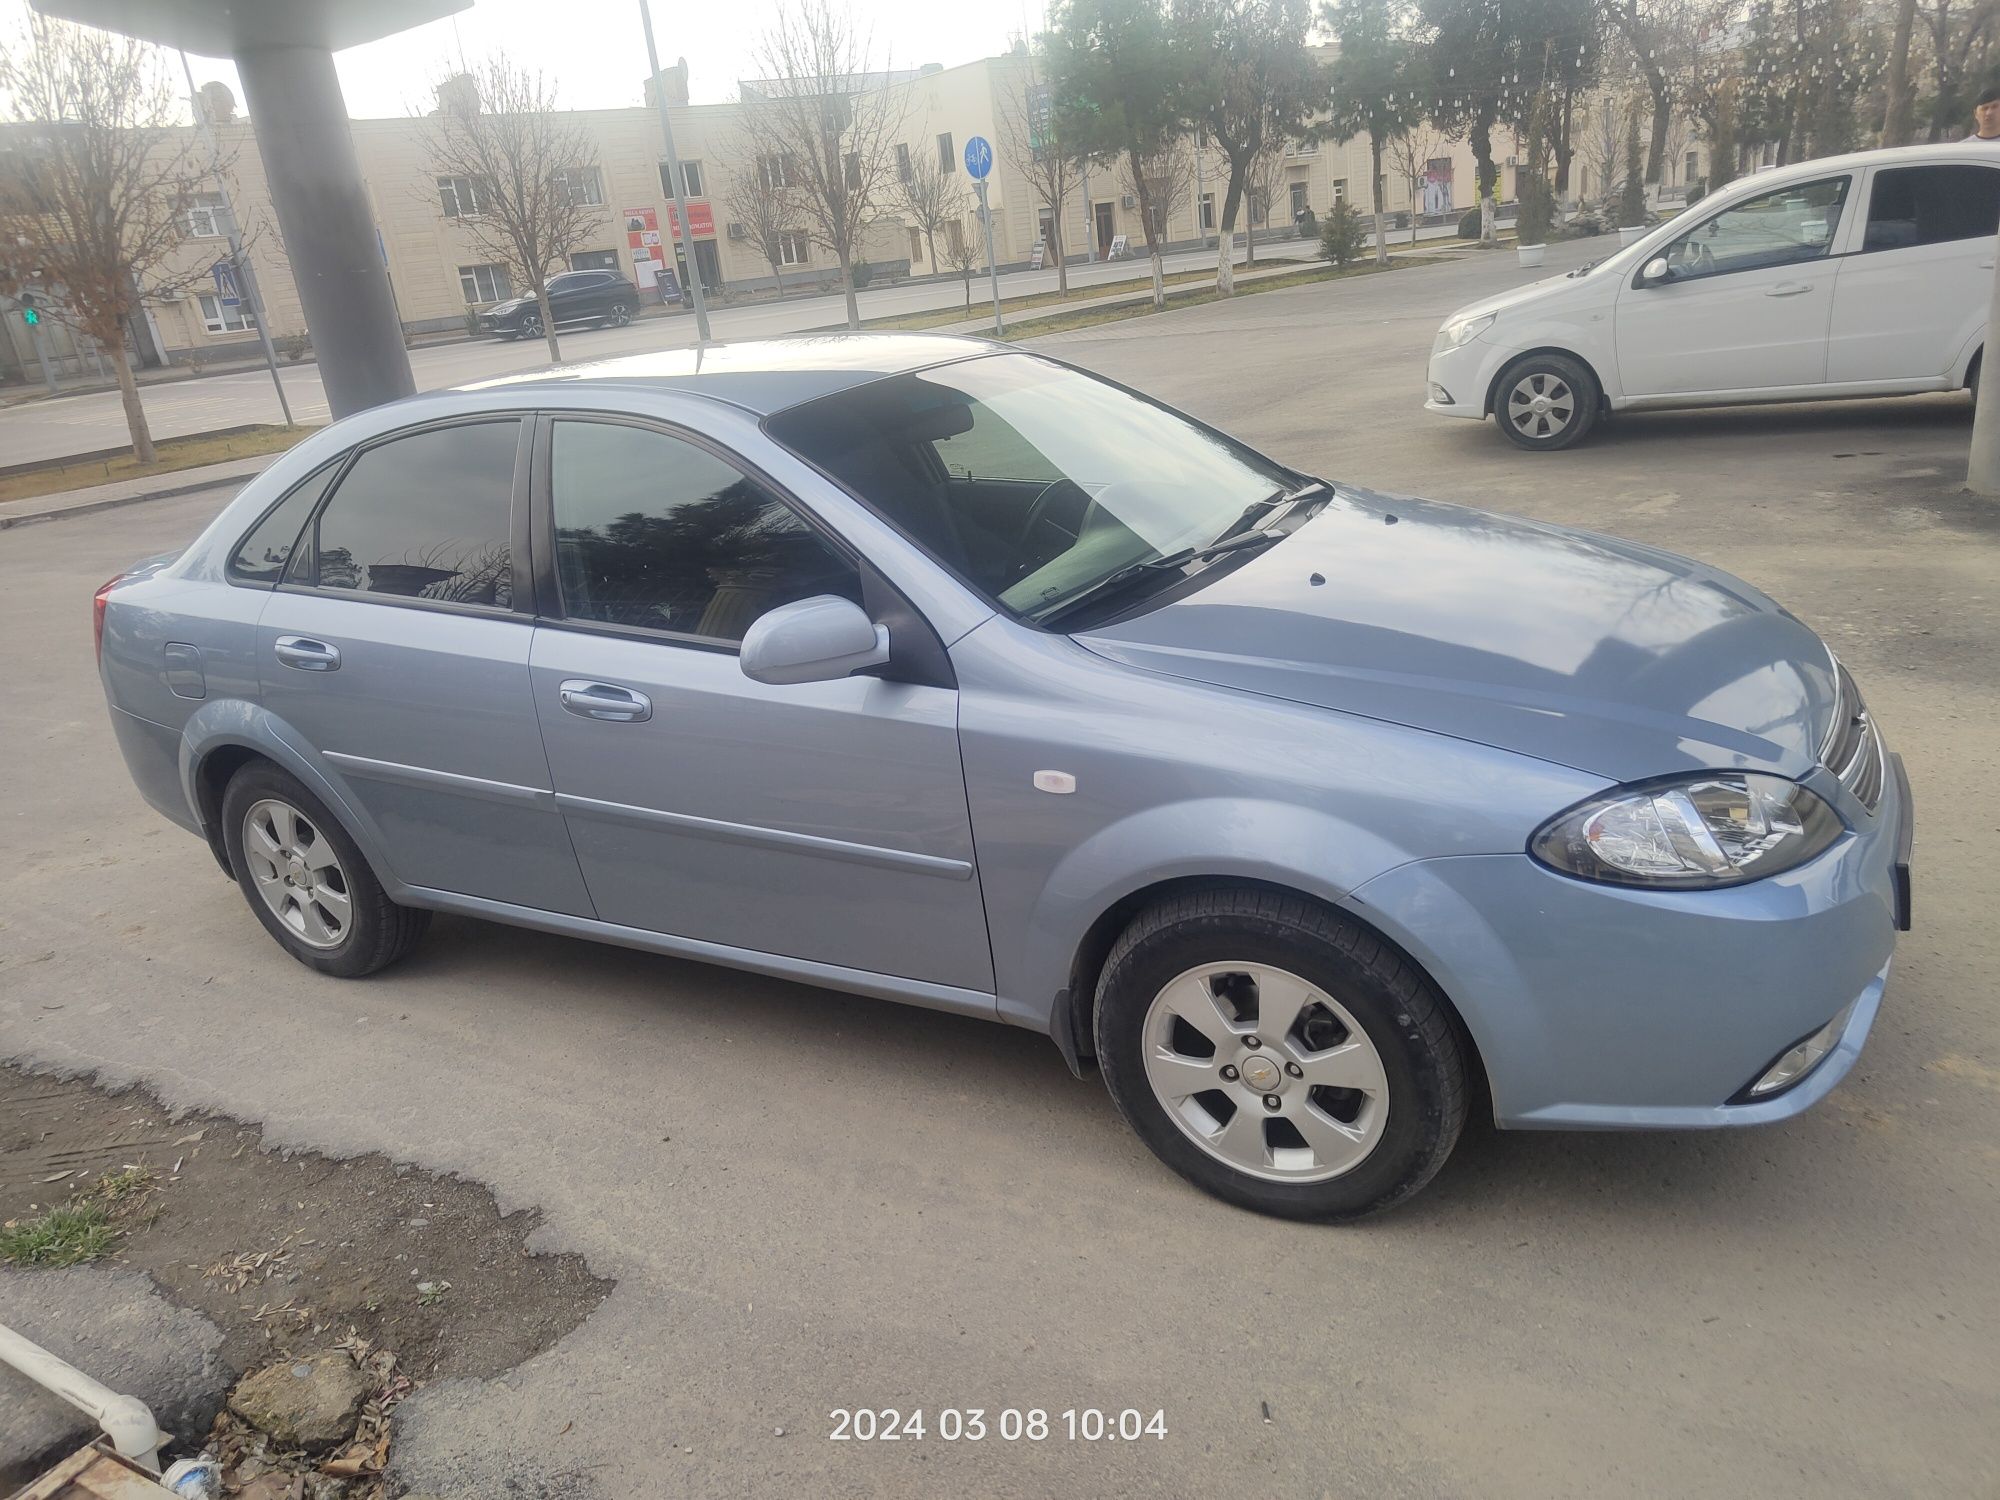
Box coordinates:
[274,635,340,671]
[559,680,652,722]
[1765,281,1813,297]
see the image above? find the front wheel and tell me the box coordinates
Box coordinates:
[221,762,429,978]
[1493,352,1600,452]
[604,302,635,328]
[520,312,544,340]
[1095,889,1467,1221]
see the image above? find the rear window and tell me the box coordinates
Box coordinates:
[307,421,518,608]
[1864,163,2000,251]
[229,462,339,586]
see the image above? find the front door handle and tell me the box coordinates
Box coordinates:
[559,680,652,722]
[1765,281,1813,297]
[274,635,340,671]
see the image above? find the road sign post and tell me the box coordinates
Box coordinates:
[965,136,1004,337]
[640,0,711,344]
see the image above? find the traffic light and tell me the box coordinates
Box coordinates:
[18,292,37,326]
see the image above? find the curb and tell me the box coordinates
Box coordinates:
[0,469,255,532]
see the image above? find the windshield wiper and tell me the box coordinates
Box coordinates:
[1035,529,1286,628]
[1210,478,1334,544]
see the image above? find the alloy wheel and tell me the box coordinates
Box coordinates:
[1505,371,1574,441]
[241,798,352,950]
[1140,962,1389,1183]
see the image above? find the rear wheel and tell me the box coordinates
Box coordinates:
[1094,889,1467,1221]
[1493,352,1600,451]
[221,762,429,978]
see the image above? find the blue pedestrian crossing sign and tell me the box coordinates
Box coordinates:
[963,135,993,181]
[211,261,242,307]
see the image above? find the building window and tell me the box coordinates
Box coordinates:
[438,175,491,217]
[1290,136,1317,159]
[1331,178,1346,203]
[198,293,255,333]
[458,263,511,303]
[778,231,810,266]
[681,161,704,196]
[845,152,861,189]
[186,192,228,238]
[570,249,619,271]
[554,165,603,206]
[1685,150,1699,183]
[1291,181,1309,219]
[758,154,792,192]
[1200,193,1215,231]
[897,142,912,183]
[1248,188,1267,226]
[938,132,955,173]
[945,220,965,257]
[908,226,924,262]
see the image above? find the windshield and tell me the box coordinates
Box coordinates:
[764,353,1296,623]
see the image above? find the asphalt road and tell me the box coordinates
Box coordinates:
[0,239,1319,467]
[3,239,1995,1497]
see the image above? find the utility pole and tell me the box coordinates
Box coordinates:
[1081,159,1097,262]
[975,178,1004,337]
[640,0,712,343]
[180,50,293,426]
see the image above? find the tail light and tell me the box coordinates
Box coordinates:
[93,571,126,662]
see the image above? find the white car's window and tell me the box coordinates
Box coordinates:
[306,421,517,607]
[548,419,862,642]
[1862,164,2000,251]
[1662,176,1850,280]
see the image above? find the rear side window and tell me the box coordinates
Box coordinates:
[548,419,861,641]
[229,462,339,585]
[1863,164,2000,251]
[309,421,518,607]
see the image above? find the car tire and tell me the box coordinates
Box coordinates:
[521,313,544,339]
[220,761,430,979]
[605,302,635,328]
[1492,352,1600,452]
[1094,888,1467,1222]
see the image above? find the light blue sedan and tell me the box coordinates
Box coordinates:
[96,335,1912,1219]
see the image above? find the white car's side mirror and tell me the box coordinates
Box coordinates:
[1641,257,1673,285]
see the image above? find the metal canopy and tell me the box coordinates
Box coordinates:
[31,0,468,55]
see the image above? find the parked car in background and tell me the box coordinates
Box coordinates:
[481,270,639,339]
[1426,143,2000,449]
[95,335,1911,1221]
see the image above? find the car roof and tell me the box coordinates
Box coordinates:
[458,331,1005,416]
[1733,140,2000,183]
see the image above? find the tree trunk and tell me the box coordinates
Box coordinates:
[924,230,937,283]
[839,247,860,329]
[107,332,155,465]
[1554,91,1576,197]
[1053,197,1070,297]
[1472,117,1497,246]
[1646,89,1671,187]
[1217,176,1244,295]
[1129,149,1166,311]
[535,287,561,365]
[1371,139,1388,265]
[1882,0,1919,146]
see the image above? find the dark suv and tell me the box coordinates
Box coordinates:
[481,271,640,339]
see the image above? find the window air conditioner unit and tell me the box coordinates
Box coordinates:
[157,289,186,302]
[727,222,748,240]
[1121,193,1136,208]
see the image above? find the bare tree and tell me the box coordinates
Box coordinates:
[1386,119,1448,243]
[1121,140,1194,297]
[1577,92,1628,210]
[723,146,801,296]
[892,145,970,279]
[941,213,984,311]
[0,18,221,462]
[1241,134,1290,264]
[744,0,907,328]
[995,58,1085,295]
[420,54,602,364]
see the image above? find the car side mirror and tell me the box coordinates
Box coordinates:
[1640,257,1673,285]
[740,595,890,686]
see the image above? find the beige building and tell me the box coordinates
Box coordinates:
[7,52,1672,381]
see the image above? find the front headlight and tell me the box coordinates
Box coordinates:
[1531,772,1843,888]
[1441,312,1496,348]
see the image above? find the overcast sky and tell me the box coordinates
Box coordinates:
[2,0,1037,116]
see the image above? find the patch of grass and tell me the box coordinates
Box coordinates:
[96,1165,155,1202]
[0,1201,117,1267]
[1002,258,1403,341]
[0,423,318,506]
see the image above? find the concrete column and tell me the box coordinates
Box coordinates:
[233,43,414,417]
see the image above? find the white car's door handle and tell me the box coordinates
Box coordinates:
[1765,281,1814,297]
[1981,259,1996,270]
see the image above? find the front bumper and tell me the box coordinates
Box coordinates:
[1348,751,1911,1129]
[1424,334,1512,422]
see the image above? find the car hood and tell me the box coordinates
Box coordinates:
[1442,268,1597,329]
[1076,486,1838,784]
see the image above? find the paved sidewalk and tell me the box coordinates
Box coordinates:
[0,452,274,531]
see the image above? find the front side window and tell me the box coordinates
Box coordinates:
[549,421,861,641]
[1863,164,2000,251]
[198,293,255,333]
[1661,175,1850,280]
[308,422,517,607]
[765,353,1295,623]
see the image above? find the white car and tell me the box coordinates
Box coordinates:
[1426,143,2000,450]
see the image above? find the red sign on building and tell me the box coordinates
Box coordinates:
[665,200,717,240]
